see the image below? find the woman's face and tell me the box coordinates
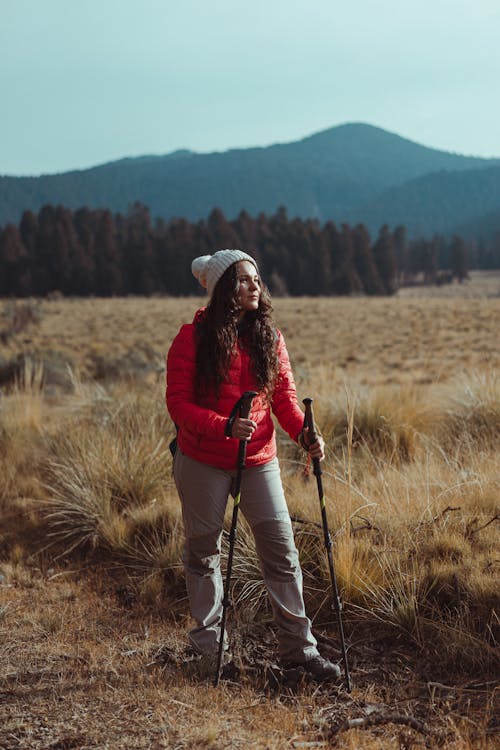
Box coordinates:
[235,260,261,316]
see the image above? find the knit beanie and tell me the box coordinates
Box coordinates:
[191,249,258,297]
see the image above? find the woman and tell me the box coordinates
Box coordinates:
[166,249,340,680]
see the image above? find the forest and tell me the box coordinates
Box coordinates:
[1,201,495,297]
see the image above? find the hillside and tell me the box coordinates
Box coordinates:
[1,123,499,235]
[352,164,500,235]
[453,204,500,244]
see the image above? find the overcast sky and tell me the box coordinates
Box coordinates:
[2,0,500,175]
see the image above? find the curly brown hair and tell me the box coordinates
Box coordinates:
[195,262,279,398]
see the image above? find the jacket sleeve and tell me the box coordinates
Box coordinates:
[166,324,228,439]
[271,330,305,442]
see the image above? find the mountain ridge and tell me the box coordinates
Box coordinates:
[1,122,499,236]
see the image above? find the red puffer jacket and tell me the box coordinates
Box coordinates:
[166,309,305,470]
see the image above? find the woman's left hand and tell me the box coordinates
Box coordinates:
[301,427,325,461]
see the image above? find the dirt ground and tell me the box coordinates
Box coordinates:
[1,559,497,749]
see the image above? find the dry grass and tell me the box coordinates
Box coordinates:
[398,269,500,299]
[41,385,180,559]
[1,273,499,748]
[1,271,499,388]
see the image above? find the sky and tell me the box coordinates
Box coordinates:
[2,0,500,176]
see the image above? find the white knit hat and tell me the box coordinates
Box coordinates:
[191,249,258,297]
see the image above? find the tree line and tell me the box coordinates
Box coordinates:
[0,202,486,297]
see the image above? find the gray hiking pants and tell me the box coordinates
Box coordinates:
[173,450,319,660]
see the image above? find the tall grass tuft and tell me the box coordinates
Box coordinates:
[334,385,434,462]
[0,359,47,518]
[41,385,180,560]
[0,299,42,344]
[1,357,44,434]
[351,551,427,644]
[440,370,500,452]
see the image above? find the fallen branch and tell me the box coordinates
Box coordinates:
[416,505,461,533]
[331,712,445,741]
[432,505,461,523]
[468,514,499,536]
[349,515,381,535]
[290,514,323,531]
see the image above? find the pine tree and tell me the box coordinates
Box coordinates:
[19,210,38,294]
[159,217,196,295]
[35,205,65,294]
[0,224,28,295]
[93,210,121,295]
[73,208,97,294]
[233,210,258,252]
[285,217,316,294]
[450,235,468,282]
[54,206,92,294]
[326,222,362,295]
[393,225,408,284]
[261,209,292,292]
[420,237,438,283]
[372,225,398,294]
[352,223,384,295]
[122,203,154,294]
[206,207,241,250]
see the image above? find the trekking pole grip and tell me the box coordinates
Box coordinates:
[240,390,257,420]
[302,397,317,442]
[237,390,258,473]
[302,397,321,476]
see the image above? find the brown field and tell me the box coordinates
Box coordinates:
[2,270,500,388]
[1,270,499,748]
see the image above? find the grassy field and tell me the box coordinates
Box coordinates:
[1,271,499,748]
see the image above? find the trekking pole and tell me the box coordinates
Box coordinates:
[302,397,352,692]
[214,390,257,687]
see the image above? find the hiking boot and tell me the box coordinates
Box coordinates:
[282,654,341,682]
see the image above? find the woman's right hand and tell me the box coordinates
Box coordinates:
[231,417,257,441]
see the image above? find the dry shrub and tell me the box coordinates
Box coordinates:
[86,343,163,383]
[0,357,44,434]
[439,370,500,452]
[0,299,42,344]
[320,384,435,463]
[41,384,180,560]
[128,518,185,604]
[0,351,75,392]
[350,552,427,642]
[0,359,47,526]
[230,518,270,618]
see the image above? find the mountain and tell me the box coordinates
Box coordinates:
[452,205,500,244]
[1,123,499,236]
[349,164,500,236]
